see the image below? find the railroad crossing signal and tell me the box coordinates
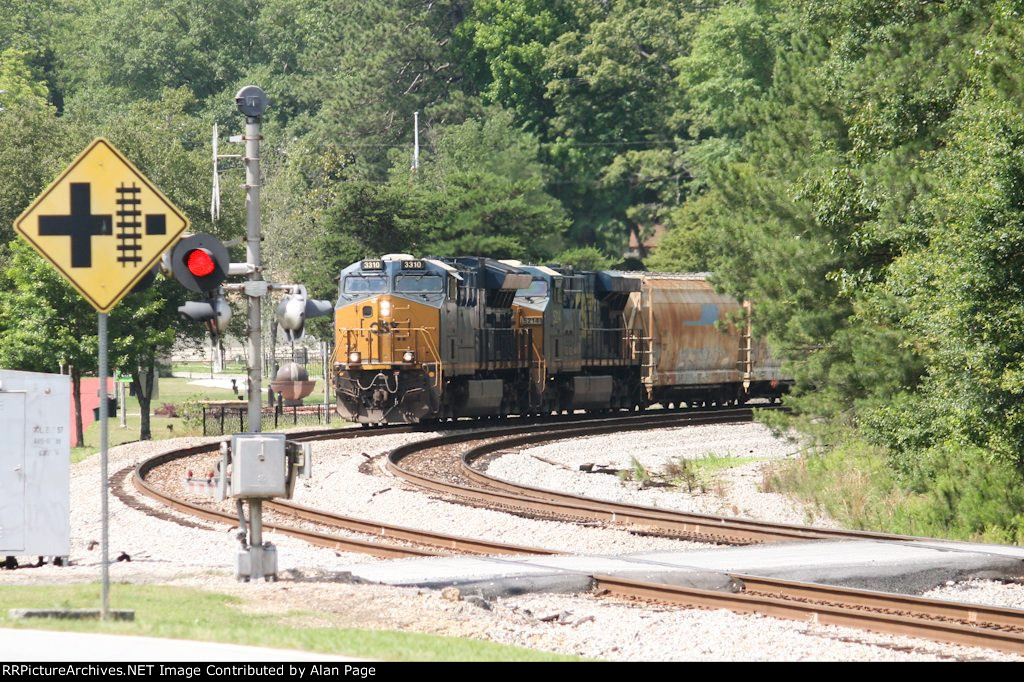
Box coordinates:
[169,233,229,292]
[13,138,189,312]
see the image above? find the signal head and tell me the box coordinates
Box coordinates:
[235,85,268,118]
[171,234,229,292]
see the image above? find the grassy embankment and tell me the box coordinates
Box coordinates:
[0,584,579,662]
[763,436,1024,545]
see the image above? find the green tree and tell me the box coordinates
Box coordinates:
[673,0,779,141]
[0,68,68,249]
[294,108,568,297]
[414,108,568,259]
[876,83,1024,466]
[295,0,478,180]
[295,180,440,300]
[455,0,580,135]
[56,0,262,106]
[553,245,614,270]
[542,0,694,252]
[0,242,105,446]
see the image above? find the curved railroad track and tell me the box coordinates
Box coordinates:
[130,425,558,558]
[131,407,925,556]
[386,407,920,545]
[128,409,1024,655]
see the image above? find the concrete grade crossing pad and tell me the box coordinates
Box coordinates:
[336,540,1024,599]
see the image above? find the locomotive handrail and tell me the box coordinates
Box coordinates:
[415,327,444,390]
[530,335,546,395]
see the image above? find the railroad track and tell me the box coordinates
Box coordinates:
[130,426,559,559]
[132,407,919,555]
[128,409,1024,656]
[386,407,917,545]
[596,574,1024,656]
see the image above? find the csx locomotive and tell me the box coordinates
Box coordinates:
[332,254,789,425]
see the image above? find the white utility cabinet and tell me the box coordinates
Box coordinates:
[0,369,71,558]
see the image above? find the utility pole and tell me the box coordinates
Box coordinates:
[412,111,420,172]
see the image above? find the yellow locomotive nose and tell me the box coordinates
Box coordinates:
[335,295,431,369]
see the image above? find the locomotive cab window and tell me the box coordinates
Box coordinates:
[395,273,443,293]
[344,275,389,293]
[516,279,549,298]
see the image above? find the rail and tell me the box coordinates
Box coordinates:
[129,423,563,559]
[386,408,844,545]
[596,574,1024,656]
[128,412,1024,656]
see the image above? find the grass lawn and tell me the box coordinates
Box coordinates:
[172,361,328,379]
[72,374,340,462]
[0,584,578,662]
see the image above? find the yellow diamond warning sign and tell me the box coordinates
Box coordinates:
[13,138,189,313]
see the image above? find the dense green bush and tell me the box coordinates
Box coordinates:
[769,437,1024,544]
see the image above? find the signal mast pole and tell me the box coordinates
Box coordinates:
[236,86,269,569]
[236,86,267,434]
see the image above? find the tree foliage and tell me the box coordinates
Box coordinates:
[7,0,1024,520]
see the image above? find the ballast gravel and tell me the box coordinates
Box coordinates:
[1,425,1022,661]
[483,422,837,528]
[292,431,715,555]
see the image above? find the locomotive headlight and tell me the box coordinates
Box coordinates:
[348,351,361,364]
[379,299,392,317]
[403,351,415,363]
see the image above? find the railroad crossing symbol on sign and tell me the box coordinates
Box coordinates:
[13,138,190,313]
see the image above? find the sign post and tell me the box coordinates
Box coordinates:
[97,312,109,617]
[13,138,189,619]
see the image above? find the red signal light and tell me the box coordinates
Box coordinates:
[186,249,216,277]
[171,234,229,292]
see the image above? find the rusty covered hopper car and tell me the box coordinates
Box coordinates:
[621,272,787,407]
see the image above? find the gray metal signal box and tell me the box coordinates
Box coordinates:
[0,370,71,560]
[230,433,287,498]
